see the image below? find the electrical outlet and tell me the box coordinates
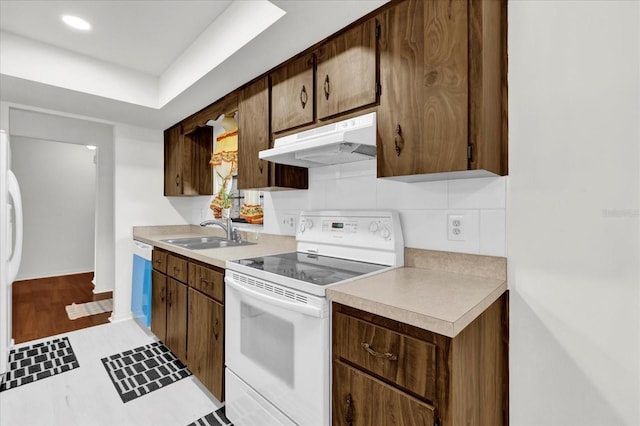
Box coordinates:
[282,214,296,231]
[447,214,465,241]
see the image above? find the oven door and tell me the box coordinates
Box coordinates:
[225,272,330,426]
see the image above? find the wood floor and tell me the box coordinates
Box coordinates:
[12,272,113,344]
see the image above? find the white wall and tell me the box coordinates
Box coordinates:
[112,124,195,322]
[260,161,507,257]
[11,137,95,279]
[508,1,639,425]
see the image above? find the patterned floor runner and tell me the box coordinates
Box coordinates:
[101,341,191,403]
[0,337,80,392]
[188,407,232,426]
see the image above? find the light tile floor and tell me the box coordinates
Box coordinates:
[0,320,223,426]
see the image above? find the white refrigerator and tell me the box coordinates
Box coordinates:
[0,129,23,375]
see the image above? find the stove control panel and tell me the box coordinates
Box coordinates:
[296,211,404,267]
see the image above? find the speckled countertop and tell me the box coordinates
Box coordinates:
[326,267,506,338]
[327,249,507,337]
[133,227,507,337]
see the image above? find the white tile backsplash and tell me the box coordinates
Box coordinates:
[479,209,507,257]
[448,176,507,209]
[258,163,505,256]
[377,178,448,210]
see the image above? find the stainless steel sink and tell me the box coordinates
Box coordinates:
[161,236,255,250]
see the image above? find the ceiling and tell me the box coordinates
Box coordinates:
[0,0,388,130]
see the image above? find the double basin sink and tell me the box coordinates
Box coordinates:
[161,236,255,250]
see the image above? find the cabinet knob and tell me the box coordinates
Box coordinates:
[300,85,308,109]
[323,75,331,100]
[394,124,404,156]
[345,393,354,426]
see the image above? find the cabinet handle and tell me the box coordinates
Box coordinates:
[259,160,264,174]
[344,393,354,426]
[200,277,209,287]
[361,342,398,361]
[394,124,404,156]
[300,85,308,109]
[175,174,180,186]
[154,259,161,264]
[323,75,330,100]
[213,318,220,340]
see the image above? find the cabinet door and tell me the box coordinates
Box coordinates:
[151,270,167,342]
[316,18,378,120]
[238,77,309,190]
[164,124,183,196]
[187,288,224,401]
[333,360,435,426]
[238,77,270,189]
[271,53,315,133]
[181,125,214,195]
[377,0,468,178]
[166,278,188,364]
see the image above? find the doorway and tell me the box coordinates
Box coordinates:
[9,136,109,342]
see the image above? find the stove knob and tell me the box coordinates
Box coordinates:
[299,222,306,233]
[306,219,314,229]
[380,227,391,239]
[368,221,379,233]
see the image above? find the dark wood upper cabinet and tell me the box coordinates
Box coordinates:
[315,17,379,121]
[164,0,507,185]
[163,124,183,196]
[270,54,315,134]
[238,77,308,190]
[377,0,507,180]
[164,93,238,196]
[164,124,214,196]
[238,77,270,189]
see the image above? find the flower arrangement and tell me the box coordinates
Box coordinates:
[210,170,233,218]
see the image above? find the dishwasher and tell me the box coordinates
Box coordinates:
[131,240,152,327]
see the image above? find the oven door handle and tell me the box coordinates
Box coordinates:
[225,276,326,318]
[224,277,326,318]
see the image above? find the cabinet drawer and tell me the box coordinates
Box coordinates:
[152,249,168,274]
[333,311,437,402]
[167,254,188,283]
[188,262,224,303]
[332,360,435,426]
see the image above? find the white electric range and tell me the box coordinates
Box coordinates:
[224,210,404,426]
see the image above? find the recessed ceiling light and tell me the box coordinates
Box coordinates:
[62,15,91,31]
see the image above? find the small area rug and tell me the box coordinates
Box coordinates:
[65,299,113,320]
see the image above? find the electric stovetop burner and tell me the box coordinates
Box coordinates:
[233,252,387,287]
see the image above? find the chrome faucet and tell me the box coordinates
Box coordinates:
[200,217,241,242]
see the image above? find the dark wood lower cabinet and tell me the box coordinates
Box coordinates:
[333,293,508,426]
[333,360,435,426]
[165,278,187,365]
[151,248,226,401]
[187,288,224,401]
[150,270,167,342]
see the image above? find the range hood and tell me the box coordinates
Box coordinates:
[259,112,376,168]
